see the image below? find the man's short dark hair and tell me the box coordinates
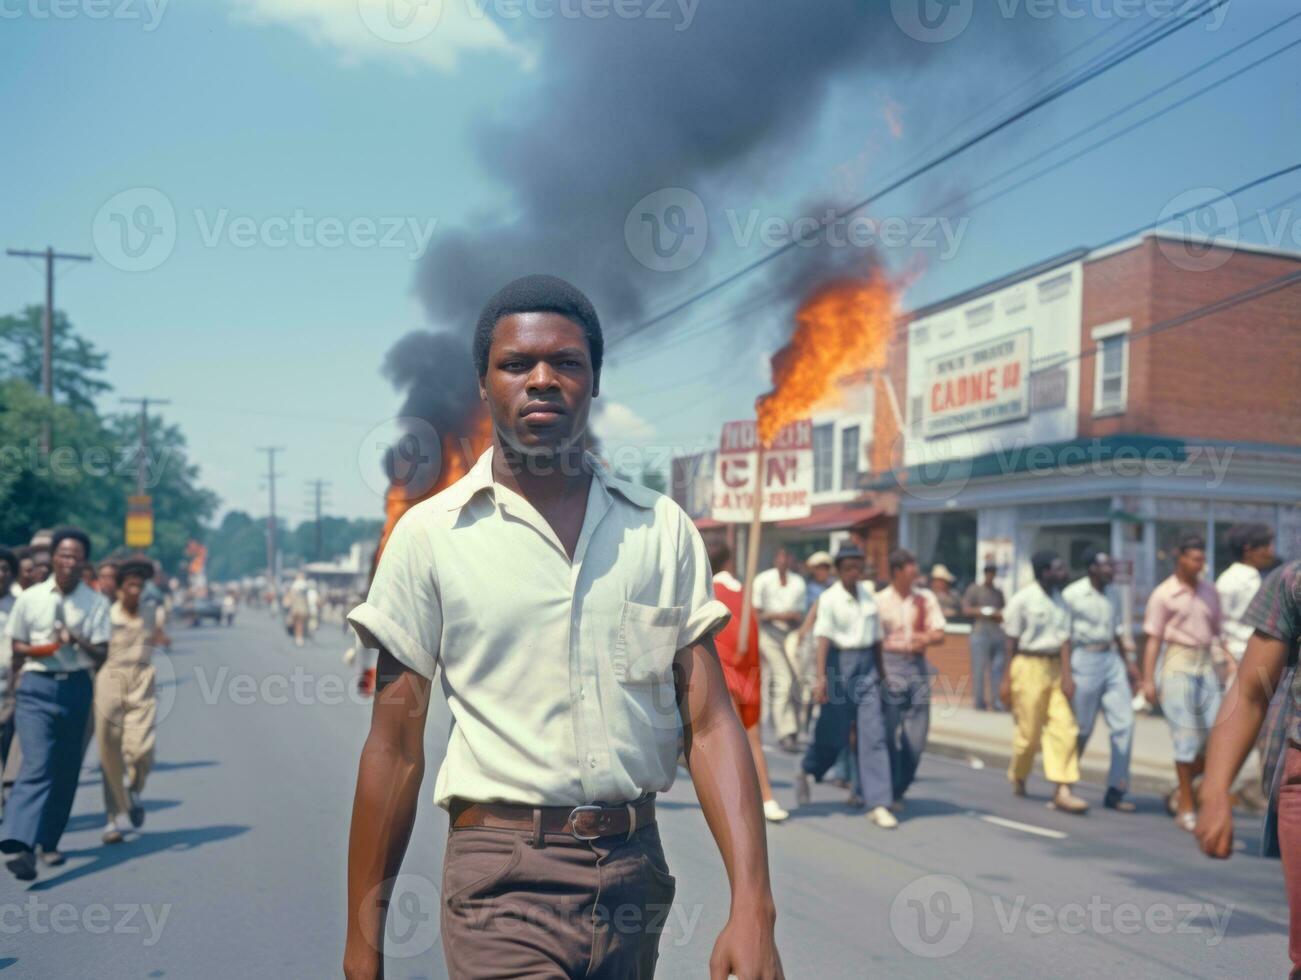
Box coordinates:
[1031,550,1059,579]
[1227,522,1273,561]
[117,555,155,583]
[888,549,916,575]
[50,526,92,561]
[1177,534,1206,554]
[0,547,16,578]
[96,557,120,574]
[706,540,732,574]
[473,274,603,379]
[1082,548,1107,570]
[12,545,31,562]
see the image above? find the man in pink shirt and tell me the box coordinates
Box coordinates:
[1141,534,1232,832]
[875,549,946,810]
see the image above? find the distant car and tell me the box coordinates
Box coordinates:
[181,596,223,626]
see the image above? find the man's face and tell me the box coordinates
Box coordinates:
[1047,558,1068,590]
[837,558,863,590]
[0,561,11,594]
[983,568,996,585]
[16,557,35,589]
[52,539,86,592]
[811,563,831,584]
[932,578,950,594]
[32,551,51,583]
[1091,552,1115,586]
[1177,547,1206,580]
[1245,538,1276,569]
[479,312,596,458]
[774,549,791,573]
[894,561,918,590]
[120,575,144,609]
[98,564,119,599]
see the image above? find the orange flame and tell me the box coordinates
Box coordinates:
[756,268,897,445]
[375,410,493,559]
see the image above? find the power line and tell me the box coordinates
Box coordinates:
[613,0,1224,348]
[304,479,332,560]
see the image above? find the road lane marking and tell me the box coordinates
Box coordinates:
[971,812,1068,839]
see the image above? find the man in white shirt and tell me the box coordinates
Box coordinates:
[1001,550,1088,814]
[1217,522,1276,664]
[793,544,895,828]
[344,275,783,979]
[752,548,807,753]
[2,527,110,880]
[0,547,17,817]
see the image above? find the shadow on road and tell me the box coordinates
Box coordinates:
[28,824,250,890]
[62,799,182,834]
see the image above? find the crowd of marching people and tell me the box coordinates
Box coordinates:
[0,527,169,882]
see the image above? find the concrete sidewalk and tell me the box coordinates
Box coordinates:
[927,699,1198,794]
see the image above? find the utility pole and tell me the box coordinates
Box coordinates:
[120,397,172,494]
[258,447,286,588]
[304,479,331,560]
[6,246,93,453]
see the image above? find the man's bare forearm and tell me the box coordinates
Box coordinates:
[1203,635,1286,795]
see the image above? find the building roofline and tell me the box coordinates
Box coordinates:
[899,232,1301,323]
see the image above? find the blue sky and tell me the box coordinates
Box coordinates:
[1,0,1297,526]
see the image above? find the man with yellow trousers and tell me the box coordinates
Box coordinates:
[1000,550,1089,814]
[96,556,164,844]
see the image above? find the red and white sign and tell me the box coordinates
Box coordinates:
[923,329,1031,436]
[711,420,813,522]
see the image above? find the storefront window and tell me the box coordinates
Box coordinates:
[912,511,977,591]
[1031,523,1110,581]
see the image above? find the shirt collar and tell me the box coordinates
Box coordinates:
[714,570,742,591]
[441,445,659,513]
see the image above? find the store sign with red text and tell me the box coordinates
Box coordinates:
[923,328,1031,437]
[711,420,813,522]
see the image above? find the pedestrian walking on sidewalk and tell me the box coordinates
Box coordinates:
[1,527,110,881]
[753,548,807,754]
[962,561,1007,711]
[1142,534,1232,833]
[794,544,895,828]
[1063,550,1137,812]
[343,275,783,980]
[709,541,788,824]
[1000,550,1088,814]
[96,557,161,845]
[875,549,946,809]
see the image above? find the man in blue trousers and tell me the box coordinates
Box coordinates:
[2,527,109,880]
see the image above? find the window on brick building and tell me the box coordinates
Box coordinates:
[840,425,860,491]
[813,423,834,493]
[1091,319,1130,415]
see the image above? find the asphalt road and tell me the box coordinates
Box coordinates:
[1,612,1289,978]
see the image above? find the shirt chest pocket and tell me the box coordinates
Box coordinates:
[613,601,684,686]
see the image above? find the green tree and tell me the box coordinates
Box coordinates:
[0,305,111,412]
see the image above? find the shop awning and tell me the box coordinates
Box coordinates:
[777,499,884,533]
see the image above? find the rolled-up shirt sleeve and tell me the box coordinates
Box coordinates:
[812,593,836,641]
[347,512,441,679]
[675,512,730,650]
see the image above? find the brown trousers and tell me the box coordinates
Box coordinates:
[95,663,156,819]
[440,821,676,979]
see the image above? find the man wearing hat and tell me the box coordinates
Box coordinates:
[793,544,896,828]
[962,562,1007,711]
[929,565,961,621]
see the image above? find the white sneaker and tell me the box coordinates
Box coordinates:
[763,799,790,823]
[867,806,899,829]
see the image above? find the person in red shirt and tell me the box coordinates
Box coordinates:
[708,540,788,824]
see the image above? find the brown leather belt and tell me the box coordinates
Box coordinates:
[449,796,656,842]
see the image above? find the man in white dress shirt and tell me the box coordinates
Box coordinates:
[343,275,783,980]
[752,548,807,753]
[1217,522,1276,664]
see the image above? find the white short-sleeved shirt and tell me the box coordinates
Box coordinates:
[812,581,879,650]
[1003,582,1070,655]
[1217,562,1262,661]
[348,448,730,809]
[1062,577,1120,649]
[0,593,13,697]
[752,568,807,618]
[7,578,111,673]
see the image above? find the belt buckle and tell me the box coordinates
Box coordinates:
[568,804,606,841]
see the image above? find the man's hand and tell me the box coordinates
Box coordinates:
[1195,790,1235,859]
[710,911,784,980]
[1060,673,1076,702]
[811,676,828,705]
[1141,678,1158,706]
